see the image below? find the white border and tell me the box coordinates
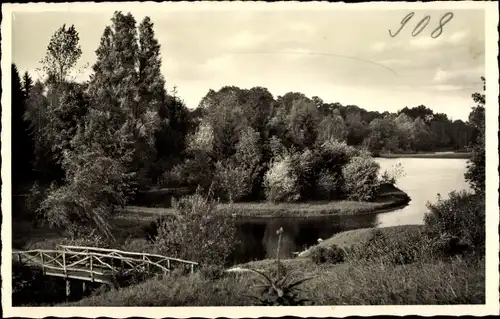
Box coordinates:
[2,1,498,317]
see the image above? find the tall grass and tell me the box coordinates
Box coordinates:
[67,256,484,306]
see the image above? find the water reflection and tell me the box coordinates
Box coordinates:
[230,213,377,264]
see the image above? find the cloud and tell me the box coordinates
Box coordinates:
[200,55,235,73]
[288,22,315,35]
[430,84,465,92]
[225,30,267,49]
[447,30,470,44]
[409,36,439,49]
[281,48,314,60]
[371,42,387,52]
[433,68,449,82]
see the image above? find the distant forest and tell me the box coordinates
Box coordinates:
[12,65,479,191]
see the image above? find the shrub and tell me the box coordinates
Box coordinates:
[166,153,214,191]
[152,189,237,266]
[345,229,430,265]
[424,191,485,257]
[264,155,300,202]
[310,245,346,265]
[320,139,359,163]
[201,264,226,280]
[290,149,321,199]
[25,182,45,216]
[316,170,343,200]
[60,226,110,248]
[379,162,406,185]
[213,160,251,202]
[342,155,381,201]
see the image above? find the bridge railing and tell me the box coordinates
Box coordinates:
[58,245,199,273]
[13,246,199,283]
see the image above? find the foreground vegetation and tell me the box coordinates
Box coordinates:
[65,224,484,306]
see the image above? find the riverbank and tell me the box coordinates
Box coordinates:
[12,183,410,253]
[123,183,410,219]
[63,225,485,306]
[377,152,472,159]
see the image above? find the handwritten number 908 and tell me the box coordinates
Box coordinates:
[389,12,454,39]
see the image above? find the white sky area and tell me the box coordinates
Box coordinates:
[12,9,485,121]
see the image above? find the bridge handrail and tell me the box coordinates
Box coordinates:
[13,249,171,275]
[14,249,165,263]
[58,245,199,265]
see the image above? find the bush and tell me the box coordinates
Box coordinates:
[342,155,381,201]
[60,226,111,248]
[424,191,485,257]
[290,149,321,199]
[152,189,237,266]
[310,245,346,265]
[345,229,430,265]
[213,160,252,202]
[201,264,226,280]
[165,153,214,191]
[379,162,406,185]
[320,139,359,163]
[264,155,300,202]
[316,170,343,200]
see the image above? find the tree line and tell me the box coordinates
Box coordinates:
[11,12,485,239]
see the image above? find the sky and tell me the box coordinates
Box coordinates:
[11,8,485,121]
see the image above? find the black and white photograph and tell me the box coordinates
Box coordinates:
[2,1,498,317]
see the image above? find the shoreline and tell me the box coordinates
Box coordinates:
[123,184,411,220]
[376,152,472,159]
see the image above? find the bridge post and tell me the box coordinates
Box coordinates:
[90,254,94,282]
[40,252,45,274]
[63,251,67,277]
[66,279,71,298]
[190,264,194,274]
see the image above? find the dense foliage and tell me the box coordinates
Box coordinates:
[152,189,237,266]
[12,11,485,241]
[424,78,486,258]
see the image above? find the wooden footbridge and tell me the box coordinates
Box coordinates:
[13,245,199,285]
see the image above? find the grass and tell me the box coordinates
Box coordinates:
[64,255,484,306]
[122,184,410,218]
[15,223,484,306]
[299,224,425,256]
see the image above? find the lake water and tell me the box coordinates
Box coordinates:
[231,158,470,264]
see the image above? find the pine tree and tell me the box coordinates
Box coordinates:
[22,71,33,99]
[12,64,34,189]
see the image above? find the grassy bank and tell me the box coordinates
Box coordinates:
[64,225,485,306]
[122,183,410,219]
[378,152,472,159]
[12,183,410,253]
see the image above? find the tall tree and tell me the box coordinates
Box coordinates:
[40,24,82,85]
[12,64,35,190]
[22,71,33,98]
[465,77,485,194]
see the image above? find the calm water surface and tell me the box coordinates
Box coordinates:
[231,158,470,264]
